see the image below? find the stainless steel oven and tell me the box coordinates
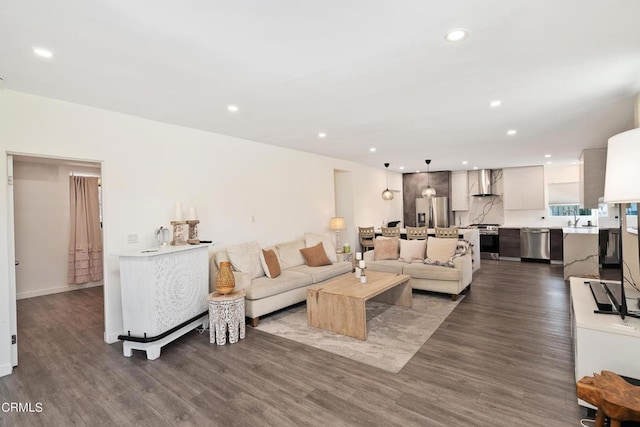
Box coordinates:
[472,224,500,260]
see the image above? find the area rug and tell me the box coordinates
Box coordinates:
[254,292,463,373]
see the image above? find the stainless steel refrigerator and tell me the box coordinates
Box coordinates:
[415,197,449,228]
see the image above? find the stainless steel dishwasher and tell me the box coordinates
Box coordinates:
[520,228,551,262]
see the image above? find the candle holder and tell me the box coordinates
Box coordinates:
[170,221,188,246]
[187,220,200,245]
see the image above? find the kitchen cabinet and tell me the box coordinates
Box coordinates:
[503,166,545,210]
[550,228,563,261]
[451,170,469,211]
[579,148,607,209]
[499,228,521,258]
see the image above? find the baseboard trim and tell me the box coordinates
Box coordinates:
[0,363,13,377]
[17,282,103,300]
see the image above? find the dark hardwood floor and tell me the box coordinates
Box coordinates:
[1,260,594,426]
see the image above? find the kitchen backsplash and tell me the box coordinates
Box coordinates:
[453,165,621,228]
[466,169,504,225]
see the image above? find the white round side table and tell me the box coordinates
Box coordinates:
[208,290,246,345]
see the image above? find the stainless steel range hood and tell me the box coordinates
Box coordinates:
[472,169,498,196]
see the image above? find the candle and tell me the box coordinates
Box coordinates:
[360,274,367,284]
[174,202,183,221]
[356,252,362,261]
[187,206,197,220]
[359,260,365,269]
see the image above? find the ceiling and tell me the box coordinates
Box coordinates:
[2,1,640,173]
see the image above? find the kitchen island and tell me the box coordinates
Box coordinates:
[563,227,599,280]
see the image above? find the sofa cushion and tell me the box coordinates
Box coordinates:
[403,263,462,281]
[426,237,458,264]
[276,239,306,269]
[245,270,313,300]
[365,260,405,275]
[260,249,281,279]
[373,237,399,260]
[399,239,427,262]
[288,262,352,283]
[226,241,265,279]
[300,242,332,267]
[304,232,338,263]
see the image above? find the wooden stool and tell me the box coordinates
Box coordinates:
[577,370,640,427]
[208,290,246,345]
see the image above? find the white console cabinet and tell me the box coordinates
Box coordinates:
[570,277,640,408]
[118,244,209,359]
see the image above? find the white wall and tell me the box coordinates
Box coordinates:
[13,160,103,299]
[0,90,403,376]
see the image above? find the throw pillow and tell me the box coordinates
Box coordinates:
[226,241,265,279]
[259,249,281,279]
[373,237,399,260]
[425,237,458,264]
[300,242,332,267]
[276,239,306,269]
[399,239,427,262]
[304,232,338,263]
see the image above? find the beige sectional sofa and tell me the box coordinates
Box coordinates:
[210,234,352,326]
[364,236,473,300]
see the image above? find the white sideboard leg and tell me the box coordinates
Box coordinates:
[146,346,161,360]
[123,343,133,357]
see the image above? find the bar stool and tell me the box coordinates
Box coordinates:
[435,227,459,239]
[381,226,400,238]
[358,226,375,252]
[406,226,427,240]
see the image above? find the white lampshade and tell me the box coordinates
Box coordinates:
[603,128,640,203]
[330,217,346,231]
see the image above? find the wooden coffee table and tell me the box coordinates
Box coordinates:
[306,271,412,340]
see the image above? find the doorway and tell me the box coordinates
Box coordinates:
[8,154,105,368]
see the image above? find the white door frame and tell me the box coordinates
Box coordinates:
[7,154,17,367]
[6,152,110,371]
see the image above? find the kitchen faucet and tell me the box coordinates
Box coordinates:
[566,209,580,227]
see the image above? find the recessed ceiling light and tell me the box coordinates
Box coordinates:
[33,47,53,58]
[473,166,478,170]
[399,166,404,170]
[227,105,239,112]
[544,154,551,158]
[369,148,377,152]
[318,132,326,138]
[445,29,468,42]
[462,161,468,165]
[507,129,517,136]
[489,100,502,108]
[416,170,420,173]
[571,161,577,165]
[547,161,553,164]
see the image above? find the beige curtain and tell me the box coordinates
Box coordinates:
[68,176,103,284]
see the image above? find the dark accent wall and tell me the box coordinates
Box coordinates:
[402,171,452,227]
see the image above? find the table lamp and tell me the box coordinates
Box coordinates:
[603,127,640,291]
[330,217,346,253]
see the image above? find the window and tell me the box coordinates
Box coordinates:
[548,204,592,217]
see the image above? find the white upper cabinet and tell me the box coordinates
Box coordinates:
[451,170,469,211]
[503,166,545,210]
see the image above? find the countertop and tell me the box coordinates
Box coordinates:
[562,227,599,235]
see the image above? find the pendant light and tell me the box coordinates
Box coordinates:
[381,163,394,200]
[421,159,436,198]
